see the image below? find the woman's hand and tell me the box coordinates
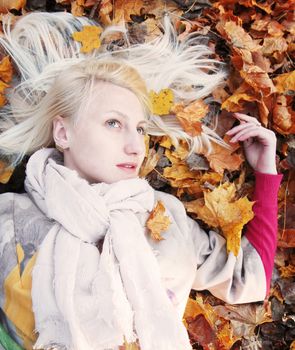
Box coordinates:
[226,113,277,175]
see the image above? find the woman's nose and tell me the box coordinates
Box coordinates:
[124,131,145,156]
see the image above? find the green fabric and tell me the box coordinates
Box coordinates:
[0,324,23,350]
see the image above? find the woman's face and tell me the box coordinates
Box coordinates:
[60,81,147,184]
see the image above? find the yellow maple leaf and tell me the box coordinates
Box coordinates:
[184,183,254,256]
[72,26,103,53]
[159,135,173,149]
[146,200,171,241]
[165,140,189,163]
[149,89,174,115]
[163,163,197,182]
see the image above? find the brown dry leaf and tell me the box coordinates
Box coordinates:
[0,161,13,184]
[279,265,295,278]
[0,80,9,107]
[0,94,5,107]
[213,303,272,337]
[204,136,244,175]
[163,163,198,182]
[273,95,295,135]
[222,90,257,112]
[251,18,271,33]
[252,51,271,72]
[184,183,254,256]
[222,21,260,51]
[184,296,238,349]
[98,0,113,25]
[240,64,276,96]
[71,1,85,16]
[274,71,295,94]
[139,148,161,178]
[267,20,285,38]
[146,200,171,241]
[149,89,174,115]
[212,86,229,104]
[262,37,288,56]
[278,229,295,248]
[0,0,25,13]
[291,340,295,350]
[72,26,102,53]
[171,100,208,137]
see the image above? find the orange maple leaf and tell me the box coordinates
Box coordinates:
[203,136,244,175]
[0,56,13,107]
[72,26,102,53]
[0,0,25,13]
[171,100,208,137]
[0,56,13,83]
[146,200,171,241]
[0,161,14,184]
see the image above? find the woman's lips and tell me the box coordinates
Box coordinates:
[116,163,137,173]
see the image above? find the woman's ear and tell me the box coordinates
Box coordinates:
[52,115,71,150]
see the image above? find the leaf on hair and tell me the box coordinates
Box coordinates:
[149,89,174,115]
[72,26,103,53]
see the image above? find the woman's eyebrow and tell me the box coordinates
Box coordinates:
[107,110,147,124]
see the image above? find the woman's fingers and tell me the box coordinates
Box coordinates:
[233,112,261,125]
[229,125,261,143]
[226,122,260,136]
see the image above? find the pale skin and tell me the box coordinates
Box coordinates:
[53,81,147,184]
[226,113,277,175]
[53,82,277,184]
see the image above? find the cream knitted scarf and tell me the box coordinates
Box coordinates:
[24,148,192,350]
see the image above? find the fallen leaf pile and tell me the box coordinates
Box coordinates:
[0,0,294,349]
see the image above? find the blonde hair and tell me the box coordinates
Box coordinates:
[0,12,228,166]
[0,59,150,165]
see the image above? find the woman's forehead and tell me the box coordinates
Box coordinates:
[78,81,146,121]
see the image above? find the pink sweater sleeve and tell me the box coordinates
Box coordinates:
[245,171,283,294]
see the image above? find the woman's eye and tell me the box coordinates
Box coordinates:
[106,119,121,128]
[137,127,146,135]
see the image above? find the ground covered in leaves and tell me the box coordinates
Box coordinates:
[0,0,294,349]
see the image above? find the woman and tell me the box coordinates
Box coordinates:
[0,12,282,350]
